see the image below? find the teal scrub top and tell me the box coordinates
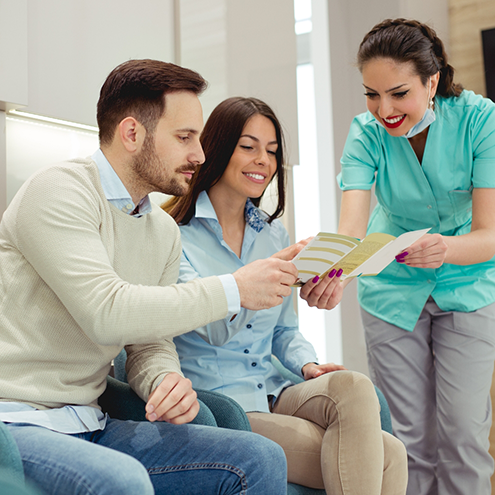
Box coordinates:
[339,90,495,331]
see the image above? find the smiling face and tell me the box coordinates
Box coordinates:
[213,114,278,201]
[131,90,205,197]
[361,58,439,137]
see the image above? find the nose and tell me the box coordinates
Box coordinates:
[256,148,270,166]
[191,141,206,165]
[378,97,394,118]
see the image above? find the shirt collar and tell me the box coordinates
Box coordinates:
[196,190,266,233]
[92,149,152,217]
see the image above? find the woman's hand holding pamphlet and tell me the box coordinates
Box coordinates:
[291,228,431,286]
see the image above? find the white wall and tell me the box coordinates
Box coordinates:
[25,0,175,126]
[180,0,299,249]
[180,0,299,166]
[0,0,176,214]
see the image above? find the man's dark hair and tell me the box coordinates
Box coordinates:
[97,59,207,145]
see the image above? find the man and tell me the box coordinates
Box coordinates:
[0,59,297,494]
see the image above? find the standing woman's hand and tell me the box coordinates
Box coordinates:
[395,233,448,268]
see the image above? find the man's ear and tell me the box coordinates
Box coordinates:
[118,117,146,153]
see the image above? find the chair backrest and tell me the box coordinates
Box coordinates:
[113,349,128,383]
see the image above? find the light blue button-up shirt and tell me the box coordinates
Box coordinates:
[0,151,239,431]
[174,191,318,413]
[339,90,495,331]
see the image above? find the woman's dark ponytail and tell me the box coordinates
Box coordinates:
[358,18,463,97]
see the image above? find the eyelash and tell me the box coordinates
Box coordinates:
[364,91,409,100]
[240,145,277,156]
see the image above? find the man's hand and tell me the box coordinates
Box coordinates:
[299,269,345,310]
[395,233,448,268]
[302,362,346,380]
[233,258,298,310]
[145,373,199,425]
[271,237,313,261]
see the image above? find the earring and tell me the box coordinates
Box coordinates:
[429,99,434,110]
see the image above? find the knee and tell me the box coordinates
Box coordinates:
[320,370,379,409]
[244,433,287,487]
[251,433,286,467]
[91,455,154,495]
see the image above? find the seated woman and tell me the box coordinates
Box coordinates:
[163,96,407,494]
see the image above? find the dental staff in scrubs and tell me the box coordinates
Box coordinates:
[301,18,495,495]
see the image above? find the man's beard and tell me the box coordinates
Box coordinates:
[131,134,194,197]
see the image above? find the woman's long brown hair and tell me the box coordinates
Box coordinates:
[162,96,287,225]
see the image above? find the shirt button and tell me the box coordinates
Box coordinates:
[247,324,252,329]
[427,205,432,209]
[126,203,133,209]
[257,383,263,389]
[427,279,431,283]
[244,349,249,354]
[251,362,257,367]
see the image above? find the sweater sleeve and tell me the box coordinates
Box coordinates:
[124,339,183,401]
[13,165,228,347]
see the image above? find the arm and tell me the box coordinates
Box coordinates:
[299,189,372,310]
[399,188,495,267]
[14,167,296,348]
[14,167,229,347]
[271,294,319,379]
[124,340,200,425]
[271,296,346,378]
[178,251,257,346]
[145,373,199,424]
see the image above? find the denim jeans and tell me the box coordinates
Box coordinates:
[7,418,287,495]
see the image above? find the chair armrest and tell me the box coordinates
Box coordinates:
[374,386,392,434]
[0,421,24,485]
[99,376,148,421]
[100,376,218,427]
[196,389,251,431]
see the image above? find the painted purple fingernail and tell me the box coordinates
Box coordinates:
[336,268,343,277]
[396,258,405,263]
[328,269,337,278]
[312,276,320,283]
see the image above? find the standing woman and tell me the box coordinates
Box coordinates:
[331,18,495,495]
[164,96,408,495]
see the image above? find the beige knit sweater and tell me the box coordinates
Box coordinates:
[0,158,228,410]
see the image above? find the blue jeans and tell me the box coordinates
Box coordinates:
[7,418,287,495]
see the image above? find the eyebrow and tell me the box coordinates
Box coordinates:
[240,133,278,145]
[363,83,408,93]
[176,128,200,135]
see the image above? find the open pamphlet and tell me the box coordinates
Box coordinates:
[292,228,430,286]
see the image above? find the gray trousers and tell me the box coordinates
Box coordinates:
[361,297,495,495]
